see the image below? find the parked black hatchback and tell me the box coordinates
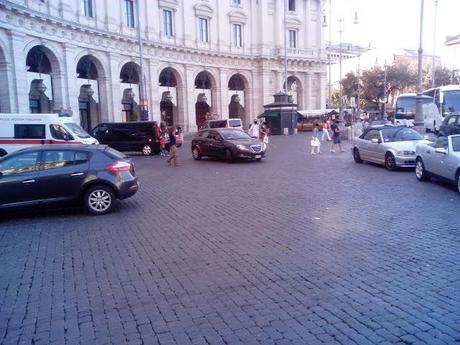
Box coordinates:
[191,128,266,163]
[91,121,159,156]
[0,145,138,215]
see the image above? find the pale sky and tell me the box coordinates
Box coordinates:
[328,0,460,63]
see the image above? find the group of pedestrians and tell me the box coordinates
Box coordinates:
[249,120,269,145]
[153,122,180,167]
[310,118,344,155]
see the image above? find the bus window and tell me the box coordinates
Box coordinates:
[443,90,460,115]
[395,98,416,120]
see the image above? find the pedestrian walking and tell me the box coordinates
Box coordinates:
[249,120,260,138]
[313,123,320,139]
[330,120,344,153]
[321,118,331,141]
[259,122,268,145]
[167,127,178,167]
[164,129,170,156]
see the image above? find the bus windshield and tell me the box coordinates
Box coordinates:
[395,97,433,119]
[443,90,460,115]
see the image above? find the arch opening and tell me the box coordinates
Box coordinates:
[120,62,141,122]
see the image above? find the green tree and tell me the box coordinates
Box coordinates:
[341,72,359,105]
[423,66,460,89]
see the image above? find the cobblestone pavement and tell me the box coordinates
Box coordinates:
[1,134,459,345]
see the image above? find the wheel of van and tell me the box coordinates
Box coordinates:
[385,152,396,171]
[141,144,152,156]
[84,185,114,215]
[192,147,201,160]
[225,149,233,163]
[353,148,363,163]
[415,158,430,182]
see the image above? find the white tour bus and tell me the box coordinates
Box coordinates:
[0,113,98,157]
[394,93,436,127]
[422,85,460,132]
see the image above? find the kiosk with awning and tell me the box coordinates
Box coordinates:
[258,92,297,135]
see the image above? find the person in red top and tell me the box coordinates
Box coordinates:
[321,118,331,141]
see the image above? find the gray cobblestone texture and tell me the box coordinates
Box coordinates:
[0,134,459,345]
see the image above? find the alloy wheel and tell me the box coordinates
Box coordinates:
[385,153,396,171]
[142,145,152,156]
[415,160,423,180]
[192,147,201,160]
[88,189,112,213]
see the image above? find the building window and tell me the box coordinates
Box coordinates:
[233,24,242,47]
[288,0,295,11]
[125,0,135,28]
[288,30,297,48]
[163,9,173,37]
[82,0,93,17]
[232,0,241,5]
[198,18,209,42]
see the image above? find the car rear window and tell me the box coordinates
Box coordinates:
[228,119,241,127]
[104,147,127,160]
[209,120,227,128]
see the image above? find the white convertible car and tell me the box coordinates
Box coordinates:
[415,135,460,193]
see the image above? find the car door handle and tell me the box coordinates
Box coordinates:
[426,150,431,154]
[22,179,35,184]
[70,172,84,176]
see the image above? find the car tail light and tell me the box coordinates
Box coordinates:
[105,161,132,173]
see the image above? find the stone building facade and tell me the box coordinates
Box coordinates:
[0,0,327,131]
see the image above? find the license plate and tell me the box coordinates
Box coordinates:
[255,155,261,159]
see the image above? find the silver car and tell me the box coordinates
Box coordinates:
[352,126,430,170]
[415,135,460,193]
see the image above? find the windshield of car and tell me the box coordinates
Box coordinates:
[452,136,460,152]
[221,130,250,140]
[228,119,241,127]
[382,127,423,142]
[443,90,460,115]
[65,122,91,138]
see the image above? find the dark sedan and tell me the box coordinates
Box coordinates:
[0,145,138,215]
[191,129,266,163]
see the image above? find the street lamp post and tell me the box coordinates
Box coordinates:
[383,62,387,119]
[136,0,148,121]
[415,0,425,127]
[338,17,344,120]
[432,0,438,88]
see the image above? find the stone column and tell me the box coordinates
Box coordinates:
[98,76,111,123]
[305,0,311,51]
[108,53,122,122]
[305,72,312,110]
[62,44,79,123]
[218,68,229,119]
[319,72,327,110]
[184,66,197,132]
[9,31,29,113]
[147,58,160,122]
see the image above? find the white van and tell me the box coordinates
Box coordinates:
[0,113,98,157]
[201,118,243,131]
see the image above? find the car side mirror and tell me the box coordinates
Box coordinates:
[370,138,380,144]
[435,147,447,155]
